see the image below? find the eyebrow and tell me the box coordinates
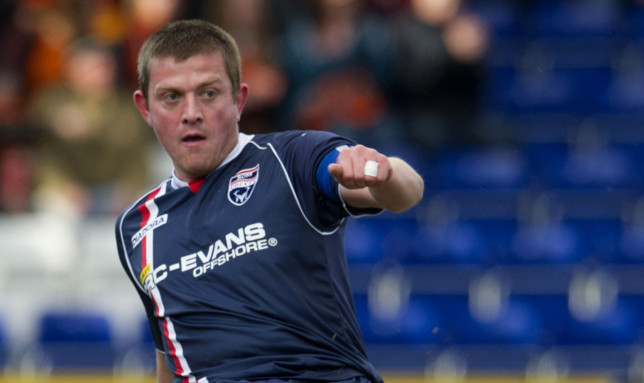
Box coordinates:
[155,77,223,94]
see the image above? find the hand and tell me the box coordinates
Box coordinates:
[327,145,391,190]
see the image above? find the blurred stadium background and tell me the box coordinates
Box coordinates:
[2,0,644,382]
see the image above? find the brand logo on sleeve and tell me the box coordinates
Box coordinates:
[228,164,259,206]
[132,214,168,248]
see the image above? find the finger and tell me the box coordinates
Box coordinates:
[328,163,343,180]
[329,160,360,189]
[362,160,380,187]
[342,155,363,189]
[364,160,379,178]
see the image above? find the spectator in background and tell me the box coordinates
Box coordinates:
[0,2,40,213]
[0,1,34,83]
[276,0,397,147]
[85,0,128,47]
[27,38,154,217]
[120,0,183,88]
[386,0,490,152]
[0,69,39,213]
[202,0,287,134]
[21,1,77,94]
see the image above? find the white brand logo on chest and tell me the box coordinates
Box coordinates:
[228,164,259,206]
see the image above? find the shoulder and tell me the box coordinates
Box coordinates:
[115,179,170,228]
[250,130,308,147]
[251,130,354,154]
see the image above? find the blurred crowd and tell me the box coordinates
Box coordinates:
[0,0,491,216]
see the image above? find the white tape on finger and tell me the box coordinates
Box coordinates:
[364,160,379,177]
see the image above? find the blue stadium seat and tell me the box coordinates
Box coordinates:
[33,311,117,372]
[510,288,638,347]
[409,205,517,264]
[430,294,543,345]
[558,269,638,345]
[511,222,582,264]
[409,219,516,264]
[346,215,420,264]
[467,218,517,264]
[532,0,619,38]
[620,294,644,332]
[484,40,612,115]
[621,224,644,263]
[465,0,527,38]
[520,294,569,346]
[521,141,569,186]
[525,143,638,189]
[561,147,638,189]
[410,220,488,264]
[355,263,442,344]
[344,218,386,264]
[465,300,543,345]
[379,216,421,262]
[565,218,623,261]
[603,46,644,114]
[354,294,440,345]
[558,300,640,345]
[484,63,591,114]
[438,147,527,190]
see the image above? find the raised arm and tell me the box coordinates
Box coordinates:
[328,144,424,213]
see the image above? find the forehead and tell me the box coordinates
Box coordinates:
[148,52,228,89]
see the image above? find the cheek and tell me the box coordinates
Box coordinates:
[149,114,178,146]
[215,104,241,127]
[150,107,178,129]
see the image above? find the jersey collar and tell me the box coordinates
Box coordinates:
[170,133,255,191]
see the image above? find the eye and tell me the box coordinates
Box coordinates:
[165,92,179,101]
[202,89,217,99]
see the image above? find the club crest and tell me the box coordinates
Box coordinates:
[228,164,259,206]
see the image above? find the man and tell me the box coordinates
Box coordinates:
[116,19,424,383]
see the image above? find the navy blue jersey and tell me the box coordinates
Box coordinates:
[116,131,383,383]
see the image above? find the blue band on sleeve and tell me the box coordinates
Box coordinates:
[316,146,349,202]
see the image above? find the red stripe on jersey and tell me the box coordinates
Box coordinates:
[163,318,185,377]
[137,187,164,317]
[137,188,162,269]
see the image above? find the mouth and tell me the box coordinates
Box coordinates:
[182,132,206,145]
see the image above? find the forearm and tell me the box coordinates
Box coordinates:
[331,145,424,213]
[368,157,424,213]
[338,156,424,213]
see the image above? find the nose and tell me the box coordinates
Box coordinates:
[182,94,203,124]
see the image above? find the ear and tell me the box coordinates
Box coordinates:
[235,83,249,122]
[133,90,152,125]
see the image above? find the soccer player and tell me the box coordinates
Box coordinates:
[115,19,424,383]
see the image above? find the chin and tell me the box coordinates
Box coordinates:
[185,164,216,179]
